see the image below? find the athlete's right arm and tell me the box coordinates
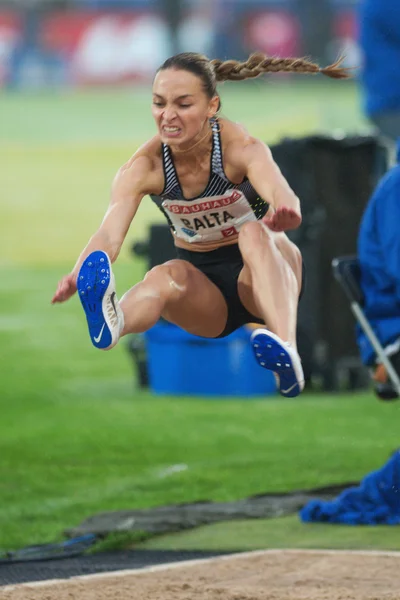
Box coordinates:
[52,155,153,304]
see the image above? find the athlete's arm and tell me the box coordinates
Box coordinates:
[241,138,302,232]
[52,154,153,304]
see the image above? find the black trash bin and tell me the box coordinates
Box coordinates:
[271,134,388,389]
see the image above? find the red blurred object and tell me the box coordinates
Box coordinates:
[333,9,358,41]
[244,10,301,58]
[40,10,169,85]
[0,11,22,84]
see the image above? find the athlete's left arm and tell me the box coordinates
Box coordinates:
[243,138,302,232]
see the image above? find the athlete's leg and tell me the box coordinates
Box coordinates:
[236,221,304,397]
[77,250,229,349]
[237,221,302,348]
[120,259,228,338]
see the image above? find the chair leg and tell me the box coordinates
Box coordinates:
[373,351,400,401]
[351,303,400,396]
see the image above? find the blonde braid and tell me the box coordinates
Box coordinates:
[211,53,353,82]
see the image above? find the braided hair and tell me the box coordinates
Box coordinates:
[157,52,352,103]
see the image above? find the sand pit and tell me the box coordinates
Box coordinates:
[1,549,399,600]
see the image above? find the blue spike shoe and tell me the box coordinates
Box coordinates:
[250,328,304,397]
[77,250,124,350]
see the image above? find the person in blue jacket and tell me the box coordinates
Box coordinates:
[358,140,400,399]
[359,0,400,143]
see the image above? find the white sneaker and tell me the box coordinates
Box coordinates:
[250,328,305,397]
[77,250,124,350]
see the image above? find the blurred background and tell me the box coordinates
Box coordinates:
[0,0,360,89]
[1,0,399,565]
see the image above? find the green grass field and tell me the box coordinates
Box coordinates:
[1,80,399,554]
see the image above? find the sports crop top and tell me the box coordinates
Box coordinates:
[150,119,268,244]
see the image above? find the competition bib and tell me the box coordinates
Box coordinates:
[162,189,257,243]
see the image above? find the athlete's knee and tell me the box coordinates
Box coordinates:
[239,221,262,239]
[239,221,273,257]
[144,260,189,297]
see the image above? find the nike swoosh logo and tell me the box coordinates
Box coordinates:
[93,323,106,343]
[280,382,299,394]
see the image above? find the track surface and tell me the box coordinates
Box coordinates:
[0,550,231,587]
[2,550,400,600]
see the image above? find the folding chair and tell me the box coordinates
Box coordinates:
[332,255,400,397]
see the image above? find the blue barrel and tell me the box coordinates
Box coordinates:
[144,322,277,396]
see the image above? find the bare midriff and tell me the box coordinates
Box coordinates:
[174,233,240,252]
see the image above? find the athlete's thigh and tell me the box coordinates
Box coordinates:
[236,231,302,319]
[236,264,263,320]
[272,231,303,288]
[162,260,228,338]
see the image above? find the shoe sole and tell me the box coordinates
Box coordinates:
[250,328,304,398]
[77,250,115,350]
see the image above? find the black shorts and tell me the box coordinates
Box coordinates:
[176,243,305,338]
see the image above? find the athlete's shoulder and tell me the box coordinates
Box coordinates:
[114,135,164,195]
[220,119,270,168]
[218,118,249,141]
[128,135,163,167]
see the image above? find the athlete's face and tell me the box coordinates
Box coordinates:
[152,68,219,147]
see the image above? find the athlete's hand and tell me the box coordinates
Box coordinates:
[262,206,302,232]
[51,273,77,304]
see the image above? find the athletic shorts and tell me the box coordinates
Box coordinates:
[176,243,305,338]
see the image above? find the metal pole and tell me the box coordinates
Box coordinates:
[352,302,400,396]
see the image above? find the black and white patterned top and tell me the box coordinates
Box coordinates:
[150,118,268,244]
